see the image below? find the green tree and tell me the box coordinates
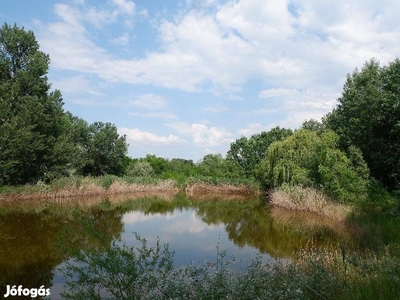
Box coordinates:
[226,127,293,178]
[143,155,169,176]
[259,129,369,203]
[301,119,325,134]
[324,58,400,189]
[0,23,71,184]
[77,122,128,176]
[198,154,243,178]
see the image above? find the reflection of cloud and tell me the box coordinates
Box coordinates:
[122,211,176,224]
[163,212,218,234]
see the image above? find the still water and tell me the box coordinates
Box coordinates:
[0,192,354,299]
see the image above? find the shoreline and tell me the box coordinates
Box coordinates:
[0,177,260,202]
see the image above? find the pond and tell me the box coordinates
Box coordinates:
[0,192,356,299]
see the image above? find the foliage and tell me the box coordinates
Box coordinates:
[143,155,169,176]
[324,58,400,190]
[259,129,369,203]
[0,23,129,184]
[83,122,127,176]
[226,127,293,178]
[61,233,400,300]
[126,161,154,177]
[197,154,244,178]
[301,119,325,134]
[0,23,72,184]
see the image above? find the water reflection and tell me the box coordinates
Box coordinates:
[0,192,357,298]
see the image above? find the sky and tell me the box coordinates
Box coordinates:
[1,0,399,161]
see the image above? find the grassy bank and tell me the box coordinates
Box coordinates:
[185,176,260,196]
[0,175,179,201]
[0,175,260,201]
[269,184,352,221]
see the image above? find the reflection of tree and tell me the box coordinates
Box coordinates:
[0,203,126,294]
[194,200,343,258]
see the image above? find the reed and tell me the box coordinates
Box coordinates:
[184,176,260,196]
[0,176,179,201]
[270,184,352,221]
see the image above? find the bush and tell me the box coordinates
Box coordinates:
[126,161,154,177]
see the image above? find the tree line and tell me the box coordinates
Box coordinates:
[1,23,399,202]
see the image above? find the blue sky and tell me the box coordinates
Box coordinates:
[2,0,399,161]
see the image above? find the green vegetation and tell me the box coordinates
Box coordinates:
[226,127,293,178]
[61,232,400,300]
[325,58,400,190]
[259,129,369,204]
[0,24,128,185]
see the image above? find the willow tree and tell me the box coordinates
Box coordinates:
[226,127,293,178]
[259,129,369,203]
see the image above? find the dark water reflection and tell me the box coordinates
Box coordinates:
[0,193,356,299]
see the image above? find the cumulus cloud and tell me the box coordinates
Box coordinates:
[111,0,135,16]
[118,127,187,146]
[130,112,178,119]
[128,93,167,109]
[204,105,228,113]
[35,0,400,143]
[39,0,400,95]
[166,122,234,147]
[111,32,130,45]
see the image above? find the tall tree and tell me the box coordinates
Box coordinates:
[0,23,71,184]
[259,129,369,203]
[226,127,293,178]
[324,58,400,189]
[77,122,128,177]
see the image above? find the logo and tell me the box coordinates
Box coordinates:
[3,285,51,298]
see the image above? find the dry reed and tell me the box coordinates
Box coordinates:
[0,178,179,202]
[185,183,259,196]
[270,185,352,221]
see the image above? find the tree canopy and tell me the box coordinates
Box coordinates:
[324,58,400,190]
[0,24,72,184]
[226,127,293,178]
[0,23,128,184]
[259,129,369,203]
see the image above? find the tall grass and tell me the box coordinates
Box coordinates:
[0,176,179,201]
[270,184,352,221]
[185,176,260,196]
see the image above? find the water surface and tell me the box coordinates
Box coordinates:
[0,192,355,298]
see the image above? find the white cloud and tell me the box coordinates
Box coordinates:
[259,88,300,99]
[111,32,130,45]
[119,127,187,146]
[237,123,275,136]
[111,0,136,16]
[129,93,167,109]
[86,7,118,28]
[130,112,178,119]
[204,105,228,113]
[166,122,234,147]
[53,75,102,96]
[40,0,400,97]
[35,0,400,144]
